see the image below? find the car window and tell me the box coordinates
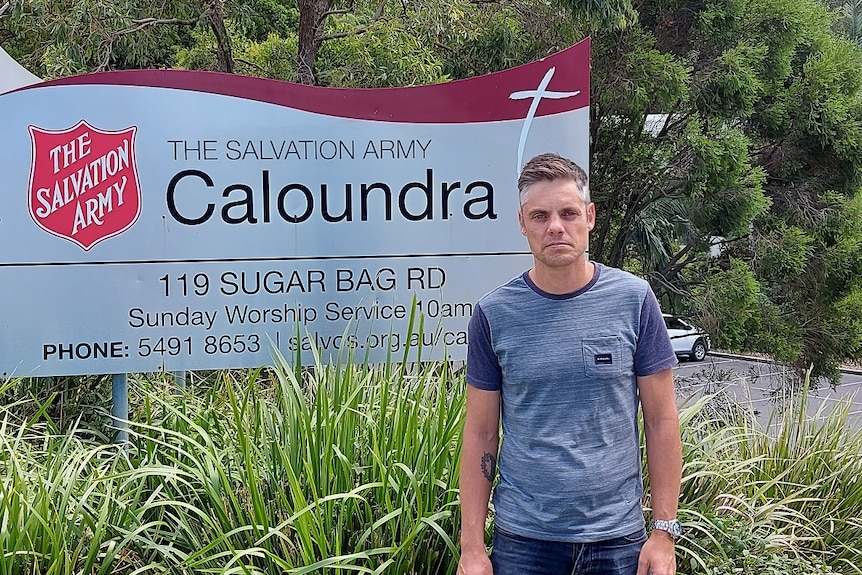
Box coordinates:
[665,317,689,330]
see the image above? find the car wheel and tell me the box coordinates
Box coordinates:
[691,339,707,362]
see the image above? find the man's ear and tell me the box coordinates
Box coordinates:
[587,202,596,231]
[518,210,526,235]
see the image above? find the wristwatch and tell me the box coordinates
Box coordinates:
[650,518,683,540]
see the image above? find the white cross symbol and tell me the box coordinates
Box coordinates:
[509,67,581,175]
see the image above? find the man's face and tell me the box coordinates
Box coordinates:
[518,178,595,270]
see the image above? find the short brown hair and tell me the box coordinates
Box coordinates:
[517,153,590,205]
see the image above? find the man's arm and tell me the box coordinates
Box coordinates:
[458,385,501,575]
[636,367,682,575]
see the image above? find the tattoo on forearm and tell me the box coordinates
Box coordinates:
[480,452,497,483]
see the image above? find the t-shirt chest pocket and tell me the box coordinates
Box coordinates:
[582,336,623,379]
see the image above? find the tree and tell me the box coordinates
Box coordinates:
[0,0,233,75]
[586,0,862,384]
[4,0,861,383]
[588,8,770,295]
[832,0,862,45]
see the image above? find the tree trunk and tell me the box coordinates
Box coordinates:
[297,0,334,85]
[206,0,234,73]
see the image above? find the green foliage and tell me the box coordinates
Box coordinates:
[693,43,767,118]
[0,375,113,436]
[397,0,582,81]
[3,365,862,573]
[743,191,862,383]
[0,0,201,76]
[834,287,862,355]
[745,0,829,82]
[242,32,300,81]
[751,219,814,278]
[5,0,862,387]
[691,259,761,350]
[839,0,862,45]
[592,26,689,121]
[232,0,299,41]
[174,24,229,72]
[675,380,862,574]
[796,37,862,166]
[684,127,768,238]
[744,297,805,365]
[590,0,862,379]
[681,514,840,575]
[0,358,464,573]
[318,16,447,87]
[555,0,637,29]
[0,429,142,574]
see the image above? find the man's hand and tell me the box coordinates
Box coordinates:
[636,531,676,575]
[458,547,493,575]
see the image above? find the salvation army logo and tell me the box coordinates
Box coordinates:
[28,120,141,250]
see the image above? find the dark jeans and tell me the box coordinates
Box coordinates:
[490,525,647,575]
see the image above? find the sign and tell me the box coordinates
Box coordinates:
[0,39,590,377]
[28,121,141,250]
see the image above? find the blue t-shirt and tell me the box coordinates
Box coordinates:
[466,263,677,542]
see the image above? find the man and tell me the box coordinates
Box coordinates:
[458,153,682,575]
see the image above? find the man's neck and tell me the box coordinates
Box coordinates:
[529,260,596,295]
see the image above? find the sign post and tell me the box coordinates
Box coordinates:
[111,373,129,443]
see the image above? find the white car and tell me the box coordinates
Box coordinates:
[663,314,710,362]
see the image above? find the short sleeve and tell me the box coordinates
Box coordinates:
[634,289,678,376]
[466,303,503,390]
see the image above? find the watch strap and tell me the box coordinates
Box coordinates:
[650,518,682,539]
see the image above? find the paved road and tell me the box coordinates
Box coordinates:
[672,354,862,429]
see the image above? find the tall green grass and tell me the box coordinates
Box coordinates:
[0,353,463,573]
[673,379,862,574]
[1,363,861,574]
[130,349,464,573]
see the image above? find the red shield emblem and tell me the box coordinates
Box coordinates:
[28,120,141,250]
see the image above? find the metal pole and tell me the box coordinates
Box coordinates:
[111,373,129,444]
[174,371,186,394]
